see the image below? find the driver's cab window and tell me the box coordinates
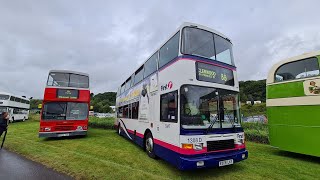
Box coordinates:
[160,91,178,122]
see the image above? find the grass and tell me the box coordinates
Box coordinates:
[2,115,320,179]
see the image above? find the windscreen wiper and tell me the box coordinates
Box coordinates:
[206,115,218,134]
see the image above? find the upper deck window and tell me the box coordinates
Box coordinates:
[0,95,9,100]
[275,57,319,82]
[159,32,180,68]
[47,72,89,88]
[182,27,235,66]
[144,52,158,78]
[134,66,144,85]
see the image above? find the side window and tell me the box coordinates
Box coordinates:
[159,32,180,68]
[275,57,320,82]
[120,84,125,94]
[117,107,123,118]
[125,78,132,91]
[144,52,158,78]
[10,96,15,101]
[123,105,129,118]
[134,66,144,85]
[117,87,120,96]
[160,91,178,122]
[132,101,139,119]
[128,104,132,119]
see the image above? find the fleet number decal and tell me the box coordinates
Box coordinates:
[187,137,203,143]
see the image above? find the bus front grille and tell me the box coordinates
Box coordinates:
[207,139,235,152]
[55,126,74,131]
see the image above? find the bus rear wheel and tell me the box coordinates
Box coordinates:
[145,133,156,159]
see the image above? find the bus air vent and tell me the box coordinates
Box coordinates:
[207,139,235,152]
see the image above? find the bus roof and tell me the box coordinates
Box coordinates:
[266,50,320,84]
[119,22,232,85]
[49,70,89,77]
[0,92,30,101]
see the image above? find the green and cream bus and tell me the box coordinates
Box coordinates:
[266,51,320,157]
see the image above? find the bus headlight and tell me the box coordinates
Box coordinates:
[44,127,51,131]
[194,143,203,150]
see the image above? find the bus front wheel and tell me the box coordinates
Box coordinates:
[117,123,121,136]
[145,133,156,159]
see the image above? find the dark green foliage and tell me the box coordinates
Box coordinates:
[239,79,266,102]
[241,103,266,117]
[90,92,116,113]
[88,116,115,129]
[242,122,269,144]
[30,99,43,109]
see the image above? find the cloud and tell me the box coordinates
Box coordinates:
[0,0,319,98]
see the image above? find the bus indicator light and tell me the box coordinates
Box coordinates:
[182,143,193,149]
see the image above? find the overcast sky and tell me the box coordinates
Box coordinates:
[0,0,319,98]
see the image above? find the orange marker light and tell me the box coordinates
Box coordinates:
[182,143,193,149]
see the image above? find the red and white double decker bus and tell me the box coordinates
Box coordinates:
[39,70,90,138]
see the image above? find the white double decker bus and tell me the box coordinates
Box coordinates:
[115,22,247,170]
[0,92,30,122]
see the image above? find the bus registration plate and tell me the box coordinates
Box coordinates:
[57,133,69,137]
[219,159,233,167]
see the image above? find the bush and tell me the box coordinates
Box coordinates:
[242,122,269,144]
[241,103,266,117]
[88,116,115,129]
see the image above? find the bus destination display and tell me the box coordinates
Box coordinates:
[196,62,234,86]
[57,89,79,99]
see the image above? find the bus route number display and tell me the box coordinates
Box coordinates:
[196,62,234,86]
[57,89,79,99]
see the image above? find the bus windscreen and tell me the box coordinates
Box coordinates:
[182,27,234,66]
[47,72,89,88]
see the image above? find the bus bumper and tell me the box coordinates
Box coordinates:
[39,131,87,138]
[178,149,248,170]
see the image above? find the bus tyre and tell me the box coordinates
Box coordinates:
[23,117,26,122]
[145,133,156,159]
[117,123,121,136]
[10,117,14,123]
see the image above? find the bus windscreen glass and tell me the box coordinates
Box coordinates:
[0,95,10,100]
[182,27,234,66]
[42,102,88,120]
[47,72,89,88]
[180,85,240,129]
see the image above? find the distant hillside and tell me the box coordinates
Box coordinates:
[90,92,116,113]
[239,79,266,102]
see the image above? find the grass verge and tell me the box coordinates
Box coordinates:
[2,115,320,179]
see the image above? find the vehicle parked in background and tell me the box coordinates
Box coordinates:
[0,92,30,122]
[242,115,267,124]
[267,51,320,157]
[39,70,90,138]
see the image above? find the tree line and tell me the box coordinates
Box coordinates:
[239,79,266,102]
[30,92,117,113]
[30,79,266,111]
